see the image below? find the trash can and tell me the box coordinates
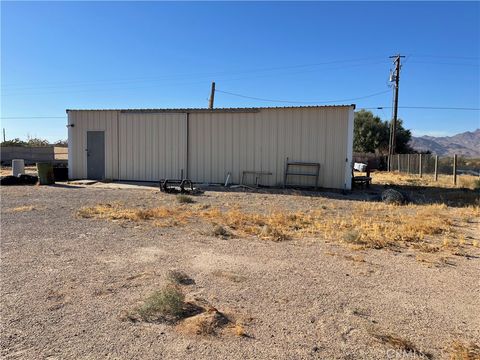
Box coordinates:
[36,162,55,185]
[12,159,25,177]
[53,167,69,181]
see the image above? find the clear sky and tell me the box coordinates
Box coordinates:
[1,1,479,142]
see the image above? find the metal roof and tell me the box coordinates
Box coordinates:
[66,104,355,113]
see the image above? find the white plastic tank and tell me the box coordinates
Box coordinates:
[12,159,25,177]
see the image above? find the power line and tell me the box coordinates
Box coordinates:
[2,56,387,91]
[0,116,66,119]
[3,105,479,122]
[1,61,391,97]
[408,60,479,67]
[360,106,480,111]
[215,89,391,104]
[412,54,480,60]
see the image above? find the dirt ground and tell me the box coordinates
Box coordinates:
[1,182,479,359]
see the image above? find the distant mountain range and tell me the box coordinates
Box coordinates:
[409,129,480,157]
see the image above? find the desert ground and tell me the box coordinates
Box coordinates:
[1,173,479,359]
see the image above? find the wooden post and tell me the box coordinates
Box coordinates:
[453,154,457,186]
[407,154,410,174]
[397,154,401,172]
[419,154,422,177]
[208,81,215,109]
[434,155,438,181]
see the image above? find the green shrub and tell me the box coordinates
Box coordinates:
[138,286,185,322]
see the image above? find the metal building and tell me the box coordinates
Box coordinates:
[67,105,355,190]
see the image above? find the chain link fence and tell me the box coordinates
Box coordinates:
[388,154,480,184]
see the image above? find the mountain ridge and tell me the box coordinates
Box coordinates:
[409,129,480,157]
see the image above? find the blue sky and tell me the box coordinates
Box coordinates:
[1,1,479,142]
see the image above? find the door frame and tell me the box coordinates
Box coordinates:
[85,130,106,180]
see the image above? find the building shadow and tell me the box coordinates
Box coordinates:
[195,183,479,208]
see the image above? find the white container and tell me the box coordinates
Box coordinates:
[12,159,25,177]
[354,162,367,172]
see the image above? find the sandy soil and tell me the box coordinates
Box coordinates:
[1,184,479,359]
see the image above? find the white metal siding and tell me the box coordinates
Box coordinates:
[68,110,119,179]
[118,113,186,181]
[188,107,351,188]
[68,106,353,189]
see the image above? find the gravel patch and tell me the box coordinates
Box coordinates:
[1,185,479,359]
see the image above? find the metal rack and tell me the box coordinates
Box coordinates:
[283,158,320,190]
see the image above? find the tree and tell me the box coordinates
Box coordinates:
[0,138,27,147]
[26,137,50,147]
[354,110,413,154]
[53,139,68,147]
[353,110,389,153]
[392,119,414,153]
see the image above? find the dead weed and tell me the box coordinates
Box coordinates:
[76,201,479,255]
[9,205,36,212]
[449,340,480,360]
[370,331,432,359]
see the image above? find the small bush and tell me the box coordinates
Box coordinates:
[137,286,185,322]
[176,194,195,204]
[343,230,361,244]
[167,270,195,285]
[212,224,231,239]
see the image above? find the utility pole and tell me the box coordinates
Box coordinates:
[208,81,216,109]
[388,54,405,162]
[2,128,5,142]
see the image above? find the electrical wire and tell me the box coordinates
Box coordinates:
[215,89,391,104]
[2,56,388,91]
[360,106,480,111]
[4,105,479,121]
[0,116,66,119]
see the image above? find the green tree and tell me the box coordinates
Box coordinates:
[26,137,50,147]
[354,110,413,154]
[0,138,27,147]
[353,110,389,153]
[392,119,413,153]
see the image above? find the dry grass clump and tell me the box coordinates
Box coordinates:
[77,201,479,254]
[449,340,480,360]
[212,224,232,239]
[9,205,36,212]
[176,194,195,204]
[371,332,432,359]
[372,172,480,190]
[167,270,195,285]
[77,203,191,227]
[124,282,238,337]
[200,208,307,241]
[176,307,230,336]
[136,285,186,322]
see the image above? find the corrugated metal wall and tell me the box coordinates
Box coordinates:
[188,107,351,188]
[68,110,119,179]
[118,113,187,181]
[68,106,353,189]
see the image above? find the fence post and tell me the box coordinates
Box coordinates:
[397,154,401,173]
[419,154,423,177]
[434,155,438,181]
[407,154,410,174]
[453,154,457,186]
